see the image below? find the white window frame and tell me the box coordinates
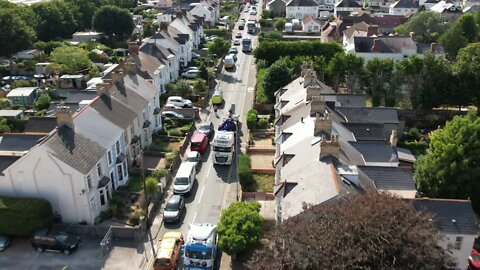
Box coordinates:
[116,140,120,154]
[107,151,112,165]
[87,175,92,190]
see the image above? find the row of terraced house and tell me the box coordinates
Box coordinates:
[0,1,219,225]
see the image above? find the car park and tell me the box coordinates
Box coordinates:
[181,70,200,79]
[163,195,185,223]
[31,228,81,255]
[161,111,185,119]
[167,96,193,108]
[0,234,10,251]
[198,121,214,139]
[235,32,242,38]
[186,151,201,169]
[233,39,241,46]
[153,232,184,270]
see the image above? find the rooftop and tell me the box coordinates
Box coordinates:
[286,0,317,6]
[6,87,38,97]
[89,94,137,130]
[0,110,23,117]
[0,156,20,176]
[335,106,399,124]
[24,117,57,133]
[391,0,418,8]
[358,166,415,191]
[353,36,417,53]
[349,141,399,164]
[0,134,45,152]
[342,122,385,141]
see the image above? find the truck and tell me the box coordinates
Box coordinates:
[183,224,217,270]
[242,37,252,52]
[247,15,256,34]
[212,117,237,165]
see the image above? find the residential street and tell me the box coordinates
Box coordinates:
[142,12,258,270]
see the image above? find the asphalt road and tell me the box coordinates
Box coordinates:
[144,10,259,270]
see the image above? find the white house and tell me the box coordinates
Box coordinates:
[153,24,191,67]
[334,0,362,17]
[409,198,478,270]
[170,11,204,50]
[389,0,418,15]
[0,109,112,225]
[342,22,379,51]
[188,2,217,27]
[286,0,319,19]
[302,15,322,32]
[429,0,463,21]
[140,39,180,92]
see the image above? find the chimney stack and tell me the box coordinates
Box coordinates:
[176,11,183,18]
[310,96,326,115]
[124,59,136,73]
[306,86,322,101]
[314,112,332,135]
[56,106,74,129]
[320,135,340,159]
[128,42,139,55]
[300,62,311,77]
[304,70,318,88]
[371,39,381,53]
[96,80,112,96]
[390,129,398,147]
[367,25,378,36]
[409,32,415,40]
[430,43,438,53]
[181,9,187,17]
[160,22,169,31]
[111,69,124,83]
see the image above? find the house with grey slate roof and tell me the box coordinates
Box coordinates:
[407,198,478,270]
[286,0,319,19]
[273,62,416,224]
[389,0,418,15]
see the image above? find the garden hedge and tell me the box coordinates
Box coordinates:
[0,195,53,236]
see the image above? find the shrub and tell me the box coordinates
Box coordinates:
[168,128,182,137]
[238,155,254,191]
[145,176,159,194]
[405,127,421,141]
[180,124,192,134]
[256,68,268,104]
[0,196,53,236]
[204,29,228,37]
[246,109,259,130]
[165,151,177,168]
[151,168,167,179]
[405,141,429,155]
[258,118,269,129]
[128,209,145,225]
[157,128,167,135]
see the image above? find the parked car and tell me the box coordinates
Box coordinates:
[153,232,184,270]
[211,90,224,105]
[163,195,185,223]
[230,53,237,62]
[161,111,185,119]
[249,10,257,15]
[182,66,199,73]
[235,32,242,38]
[181,70,200,79]
[470,249,480,270]
[0,235,10,251]
[167,96,193,108]
[229,47,238,55]
[173,162,196,195]
[164,103,182,109]
[190,132,209,155]
[192,52,200,59]
[205,35,218,41]
[233,39,241,46]
[31,228,81,255]
[198,121,214,139]
[186,151,201,169]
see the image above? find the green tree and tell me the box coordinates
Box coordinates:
[199,63,209,82]
[262,30,283,42]
[439,24,469,59]
[328,52,365,93]
[274,18,286,31]
[31,0,77,41]
[0,8,36,57]
[0,118,11,133]
[263,59,293,102]
[35,93,52,110]
[247,193,450,269]
[193,78,206,95]
[415,113,480,211]
[93,5,134,40]
[454,43,480,112]
[395,11,449,43]
[208,38,230,56]
[218,201,263,256]
[49,46,93,73]
[175,80,191,97]
[145,176,158,194]
[64,0,104,30]
[365,58,395,106]
[455,13,478,42]
[0,98,12,109]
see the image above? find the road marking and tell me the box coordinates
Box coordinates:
[247,87,254,92]
[198,185,206,204]
[192,212,197,223]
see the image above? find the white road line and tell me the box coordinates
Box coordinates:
[192,212,197,223]
[198,185,206,204]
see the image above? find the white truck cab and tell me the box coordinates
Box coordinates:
[211,131,235,165]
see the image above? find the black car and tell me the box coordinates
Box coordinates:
[198,121,214,139]
[31,228,81,255]
[163,195,185,223]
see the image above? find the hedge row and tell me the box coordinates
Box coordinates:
[0,195,53,236]
[238,155,254,191]
[204,29,228,37]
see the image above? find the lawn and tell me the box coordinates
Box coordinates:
[252,173,275,193]
[256,68,269,104]
[126,175,143,193]
[150,136,183,152]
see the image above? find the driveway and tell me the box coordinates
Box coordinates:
[0,235,107,270]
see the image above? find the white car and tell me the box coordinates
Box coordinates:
[249,10,257,15]
[164,103,182,109]
[186,151,201,170]
[161,111,185,119]
[181,70,200,79]
[167,96,193,108]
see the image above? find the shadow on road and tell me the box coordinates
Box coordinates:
[184,179,199,204]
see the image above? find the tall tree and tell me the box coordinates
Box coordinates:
[395,11,449,43]
[32,0,77,41]
[415,113,480,211]
[0,8,36,57]
[439,24,469,59]
[454,43,480,112]
[208,38,230,56]
[93,5,134,40]
[365,58,395,106]
[218,201,263,256]
[247,193,450,269]
[455,13,478,42]
[49,46,93,73]
[64,0,103,30]
[328,53,365,93]
[263,59,293,102]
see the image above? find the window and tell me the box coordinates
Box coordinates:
[116,141,120,154]
[87,175,92,190]
[97,163,102,177]
[123,161,128,177]
[100,190,106,206]
[89,196,95,208]
[107,151,112,165]
[454,236,463,250]
[117,164,124,181]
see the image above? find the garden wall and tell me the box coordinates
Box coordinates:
[241,192,274,201]
[53,222,145,242]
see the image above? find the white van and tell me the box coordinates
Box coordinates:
[173,162,196,195]
[224,55,235,69]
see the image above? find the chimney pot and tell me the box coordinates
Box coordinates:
[310,96,326,115]
[96,82,112,96]
[128,42,140,55]
[371,39,381,53]
[111,69,124,82]
[160,22,169,31]
[56,106,74,129]
[390,129,398,147]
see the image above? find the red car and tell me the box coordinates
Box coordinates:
[190,132,209,155]
[469,249,480,270]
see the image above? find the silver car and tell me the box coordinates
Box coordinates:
[163,195,185,223]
